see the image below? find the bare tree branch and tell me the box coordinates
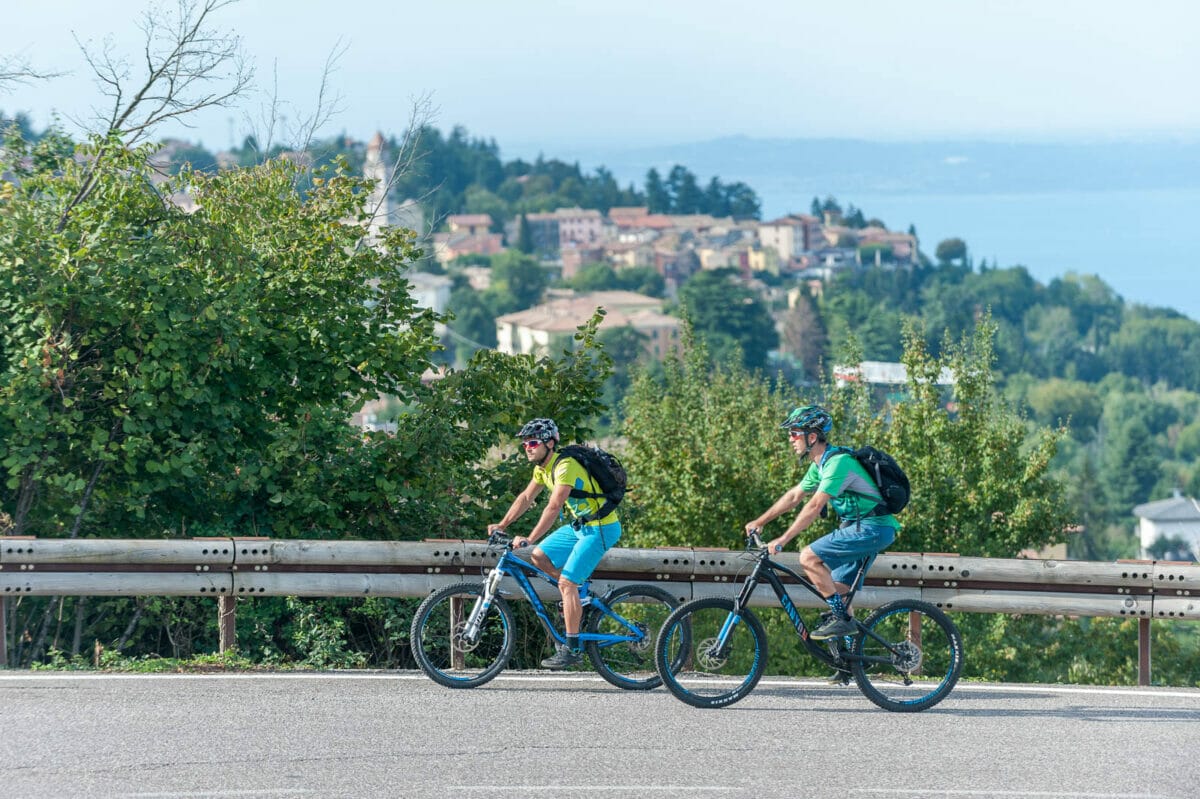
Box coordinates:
[77,0,254,145]
[292,39,348,156]
[0,52,64,93]
[56,0,254,232]
[357,93,443,251]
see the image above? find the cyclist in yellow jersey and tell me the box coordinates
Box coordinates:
[488,418,622,669]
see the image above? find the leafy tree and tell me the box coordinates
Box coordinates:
[723,181,762,219]
[827,317,1072,557]
[566,262,621,292]
[676,269,778,372]
[1105,312,1200,390]
[565,263,664,298]
[621,325,799,547]
[596,325,649,432]
[1099,393,1166,515]
[486,250,547,313]
[0,135,438,539]
[515,213,533,253]
[1026,378,1103,435]
[821,288,904,362]
[163,140,218,174]
[644,168,670,213]
[935,237,968,265]
[445,282,498,361]
[779,291,827,382]
[667,165,704,214]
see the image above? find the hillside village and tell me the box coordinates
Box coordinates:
[356,132,919,363]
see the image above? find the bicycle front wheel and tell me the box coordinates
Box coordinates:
[409,582,515,689]
[851,599,963,712]
[585,584,680,691]
[655,598,768,709]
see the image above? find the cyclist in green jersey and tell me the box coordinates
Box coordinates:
[745,405,899,641]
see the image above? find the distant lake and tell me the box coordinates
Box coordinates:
[780,188,1199,323]
[522,138,1200,322]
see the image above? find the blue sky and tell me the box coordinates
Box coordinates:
[5,0,1200,153]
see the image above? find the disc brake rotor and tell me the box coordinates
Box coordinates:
[451,622,481,654]
[892,640,922,672]
[695,637,729,670]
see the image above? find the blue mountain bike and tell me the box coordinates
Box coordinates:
[410,531,683,690]
[654,531,963,712]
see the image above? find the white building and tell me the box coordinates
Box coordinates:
[1133,494,1200,560]
[495,291,677,360]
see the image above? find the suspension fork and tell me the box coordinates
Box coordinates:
[713,560,764,651]
[460,564,505,644]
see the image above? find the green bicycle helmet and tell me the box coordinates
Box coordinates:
[781,405,833,435]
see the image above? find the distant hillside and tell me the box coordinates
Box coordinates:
[519,136,1200,202]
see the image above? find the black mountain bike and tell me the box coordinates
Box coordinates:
[654,531,963,712]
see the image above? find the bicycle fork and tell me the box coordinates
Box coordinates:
[709,570,762,657]
[459,568,504,646]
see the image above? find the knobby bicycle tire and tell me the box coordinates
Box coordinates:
[584,584,681,691]
[655,597,769,709]
[851,598,964,712]
[409,582,515,689]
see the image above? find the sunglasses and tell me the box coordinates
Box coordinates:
[788,429,809,439]
[522,439,544,450]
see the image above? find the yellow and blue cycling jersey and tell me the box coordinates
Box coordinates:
[533,452,619,526]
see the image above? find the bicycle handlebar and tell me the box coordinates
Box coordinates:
[487,530,529,549]
[746,528,768,553]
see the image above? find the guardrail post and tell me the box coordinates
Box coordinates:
[218,595,236,653]
[1,597,7,667]
[1138,617,1151,686]
[909,610,922,674]
[450,595,464,671]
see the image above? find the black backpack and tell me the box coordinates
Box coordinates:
[556,444,627,525]
[850,446,910,516]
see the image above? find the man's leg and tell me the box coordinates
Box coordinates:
[531,548,560,579]
[534,526,588,669]
[808,524,895,640]
[800,545,837,597]
[803,535,855,640]
[542,522,619,670]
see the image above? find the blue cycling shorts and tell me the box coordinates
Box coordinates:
[535,520,622,585]
[808,520,896,588]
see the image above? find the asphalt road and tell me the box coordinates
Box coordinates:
[3,671,1198,799]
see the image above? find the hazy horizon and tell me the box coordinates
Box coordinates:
[6,1,1199,149]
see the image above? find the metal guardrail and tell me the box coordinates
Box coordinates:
[3,536,1197,684]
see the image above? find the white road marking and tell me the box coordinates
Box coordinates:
[2,671,1198,701]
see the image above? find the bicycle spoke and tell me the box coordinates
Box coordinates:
[585,585,678,690]
[410,583,514,688]
[851,600,963,712]
[655,598,768,709]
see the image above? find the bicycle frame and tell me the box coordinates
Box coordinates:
[462,541,648,649]
[716,541,919,675]
[720,551,850,669]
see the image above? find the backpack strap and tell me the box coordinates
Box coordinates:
[557,449,614,528]
[822,446,888,523]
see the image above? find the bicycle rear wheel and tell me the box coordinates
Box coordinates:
[654,598,768,709]
[585,584,680,691]
[851,599,963,712]
[409,582,515,689]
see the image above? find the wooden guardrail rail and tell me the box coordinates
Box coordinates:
[3,536,1197,684]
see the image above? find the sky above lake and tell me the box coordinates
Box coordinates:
[5,0,1200,153]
